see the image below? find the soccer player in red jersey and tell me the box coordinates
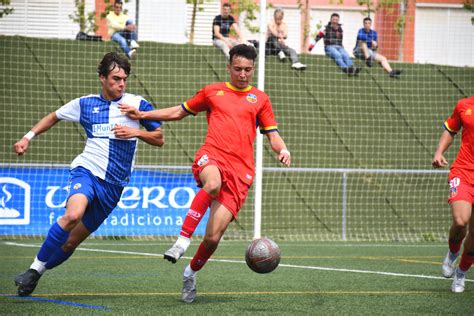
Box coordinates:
[433,96,474,293]
[120,44,291,302]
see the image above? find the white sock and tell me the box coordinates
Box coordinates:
[30,257,47,275]
[183,264,196,278]
[175,235,191,251]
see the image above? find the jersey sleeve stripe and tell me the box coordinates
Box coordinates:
[181,102,197,115]
[260,126,279,134]
[444,121,457,133]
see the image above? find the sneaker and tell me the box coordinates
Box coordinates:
[130,40,140,49]
[389,69,402,78]
[451,268,466,293]
[366,57,374,67]
[442,251,458,278]
[14,269,41,297]
[164,245,185,263]
[278,51,286,61]
[127,49,137,60]
[181,274,197,303]
[291,62,307,70]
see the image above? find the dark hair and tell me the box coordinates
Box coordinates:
[223,3,231,8]
[330,13,340,19]
[229,44,257,63]
[363,17,372,23]
[114,0,123,5]
[97,52,131,77]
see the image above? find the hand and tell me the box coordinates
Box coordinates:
[279,150,291,167]
[113,125,139,139]
[119,103,141,120]
[13,138,30,156]
[432,153,448,168]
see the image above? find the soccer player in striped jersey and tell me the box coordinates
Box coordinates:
[12,52,164,296]
[433,96,474,293]
[120,44,291,302]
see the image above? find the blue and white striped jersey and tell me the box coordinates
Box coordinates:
[56,93,161,186]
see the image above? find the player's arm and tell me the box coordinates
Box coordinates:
[267,22,279,38]
[265,131,291,167]
[432,130,455,168]
[13,112,60,156]
[231,22,246,43]
[120,104,190,121]
[114,126,164,147]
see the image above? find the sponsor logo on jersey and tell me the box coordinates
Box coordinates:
[0,178,31,225]
[449,177,460,198]
[466,108,472,116]
[93,107,100,114]
[246,174,253,180]
[197,154,209,167]
[246,93,257,103]
[216,90,224,96]
[73,183,82,190]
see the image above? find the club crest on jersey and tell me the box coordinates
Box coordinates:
[197,154,209,167]
[449,177,460,198]
[466,108,472,116]
[246,93,257,104]
[92,107,100,114]
[216,90,224,96]
[73,183,82,190]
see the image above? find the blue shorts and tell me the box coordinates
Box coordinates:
[67,167,124,233]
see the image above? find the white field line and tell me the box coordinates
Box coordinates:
[4,241,472,283]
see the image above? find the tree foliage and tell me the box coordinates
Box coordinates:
[0,0,14,18]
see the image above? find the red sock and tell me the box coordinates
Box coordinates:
[459,251,474,272]
[449,238,463,254]
[180,190,213,238]
[190,241,216,272]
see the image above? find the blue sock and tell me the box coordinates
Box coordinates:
[37,222,70,262]
[45,248,74,269]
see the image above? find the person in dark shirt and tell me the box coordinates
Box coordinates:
[353,17,402,78]
[212,3,247,59]
[308,13,360,76]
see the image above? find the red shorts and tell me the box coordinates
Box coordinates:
[447,174,474,204]
[192,150,250,219]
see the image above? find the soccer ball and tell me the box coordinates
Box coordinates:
[245,237,281,274]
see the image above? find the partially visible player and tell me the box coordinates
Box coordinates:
[432,96,474,293]
[120,44,291,302]
[13,52,164,296]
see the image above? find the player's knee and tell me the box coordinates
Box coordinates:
[203,180,221,197]
[62,239,80,252]
[59,213,81,229]
[452,215,468,228]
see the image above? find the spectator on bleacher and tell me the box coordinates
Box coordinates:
[308,13,360,76]
[433,96,474,294]
[13,52,164,297]
[266,8,306,70]
[212,2,247,59]
[107,0,139,59]
[353,17,402,78]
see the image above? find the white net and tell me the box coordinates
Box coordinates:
[0,0,473,241]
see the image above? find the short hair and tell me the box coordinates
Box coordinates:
[229,44,257,63]
[97,52,131,77]
[331,13,340,19]
[223,3,231,8]
[274,7,284,17]
[114,0,123,5]
[363,17,372,23]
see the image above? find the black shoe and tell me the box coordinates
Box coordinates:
[366,57,374,67]
[353,67,361,76]
[389,69,402,78]
[15,269,41,297]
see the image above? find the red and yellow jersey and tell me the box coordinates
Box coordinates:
[182,82,278,185]
[444,97,474,175]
